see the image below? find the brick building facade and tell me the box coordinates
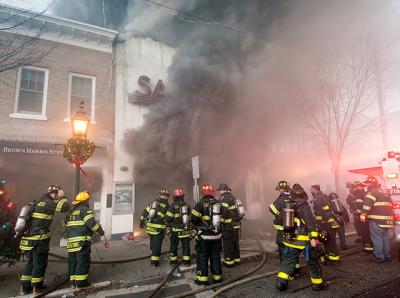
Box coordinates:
[0,5,117,239]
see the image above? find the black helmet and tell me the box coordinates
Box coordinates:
[217,183,231,191]
[47,185,60,194]
[275,180,290,190]
[292,183,305,195]
[159,188,170,198]
[328,192,339,200]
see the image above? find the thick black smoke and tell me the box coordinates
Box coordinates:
[52,0,400,203]
[124,1,294,192]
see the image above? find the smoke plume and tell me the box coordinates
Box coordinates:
[52,0,400,201]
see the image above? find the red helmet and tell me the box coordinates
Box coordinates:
[364,176,379,185]
[173,188,185,197]
[201,184,215,196]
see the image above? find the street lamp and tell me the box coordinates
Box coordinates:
[63,101,95,196]
[72,102,90,138]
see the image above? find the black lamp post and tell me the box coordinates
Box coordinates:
[63,101,95,197]
[71,102,90,196]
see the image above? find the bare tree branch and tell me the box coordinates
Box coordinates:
[294,43,378,192]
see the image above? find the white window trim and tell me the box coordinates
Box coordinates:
[9,66,49,121]
[65,72,96,124]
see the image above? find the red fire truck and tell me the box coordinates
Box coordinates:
[349,151,400,242]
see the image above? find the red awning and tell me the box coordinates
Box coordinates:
[348,166,383,177]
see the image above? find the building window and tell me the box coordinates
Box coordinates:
[66,73,96,123]
[10,66,49,120]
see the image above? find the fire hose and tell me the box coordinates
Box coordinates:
[208,242,363,298]
[167,240,267,298]
[167,231,358,298]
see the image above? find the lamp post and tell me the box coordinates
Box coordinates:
[71,102,90,196]
[63,101,94,197]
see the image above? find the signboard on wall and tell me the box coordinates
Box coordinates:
[0,140,63,156]
[128,75,165,105]
[114,182,133,214]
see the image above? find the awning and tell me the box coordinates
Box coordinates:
[348,166,383,177]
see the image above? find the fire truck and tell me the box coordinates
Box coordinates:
[349,151,400,242]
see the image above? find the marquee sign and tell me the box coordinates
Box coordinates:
[128,75,165,105]
[0,141,63,156]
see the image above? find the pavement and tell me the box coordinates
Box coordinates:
[4,224,400,298]
[0,234,273,298]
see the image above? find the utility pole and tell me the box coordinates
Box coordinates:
[374,48,389,152]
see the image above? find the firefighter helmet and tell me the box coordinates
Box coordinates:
[72,191,91,205]
[201,184,215,196]
[173,188,184,197]
[352,181,366,188]
[47,185,60,194]
[364,176,379,186]
[159,188,170,198]
[275,180,290,190]
[217,183,231,191]
[292,183,305,195]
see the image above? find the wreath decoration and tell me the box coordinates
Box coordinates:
[63,137,95,166]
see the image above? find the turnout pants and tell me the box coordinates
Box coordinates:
[21,239,50,291]
[355,215,373,252]
[195,238,222,284]
[276,230,285,263]
[277,246,323,288]
[326,227,340,263]
[170,232,191,266]
[68,242,91,288]
[337,225,347,248]
[149,231,165,265]
[223,227,240,266]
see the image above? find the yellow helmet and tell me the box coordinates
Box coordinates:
[72,191,91,205]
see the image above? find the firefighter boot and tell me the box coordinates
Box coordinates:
[312,283,330,291]
[276,279,288,291]
[20,286,33,295]
[33,286,46,295]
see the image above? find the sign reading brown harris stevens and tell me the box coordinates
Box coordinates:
[128,75,165,105]
[0,141,63,156]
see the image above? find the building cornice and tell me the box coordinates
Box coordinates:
[0,4,118,53]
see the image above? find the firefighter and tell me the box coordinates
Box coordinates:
[346,182,363,242]
[65,191,105,288]
[191,184,223,285]
[277,184,329,292]
[347,181,373,253]
[218,183,244,267]
[140,188,170,267]
[310,185,340,265]
[269,180,292,264]
[19,185,70,295]
[360,176,394,263]
[328,192,350,250]
[165,188,191,267]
